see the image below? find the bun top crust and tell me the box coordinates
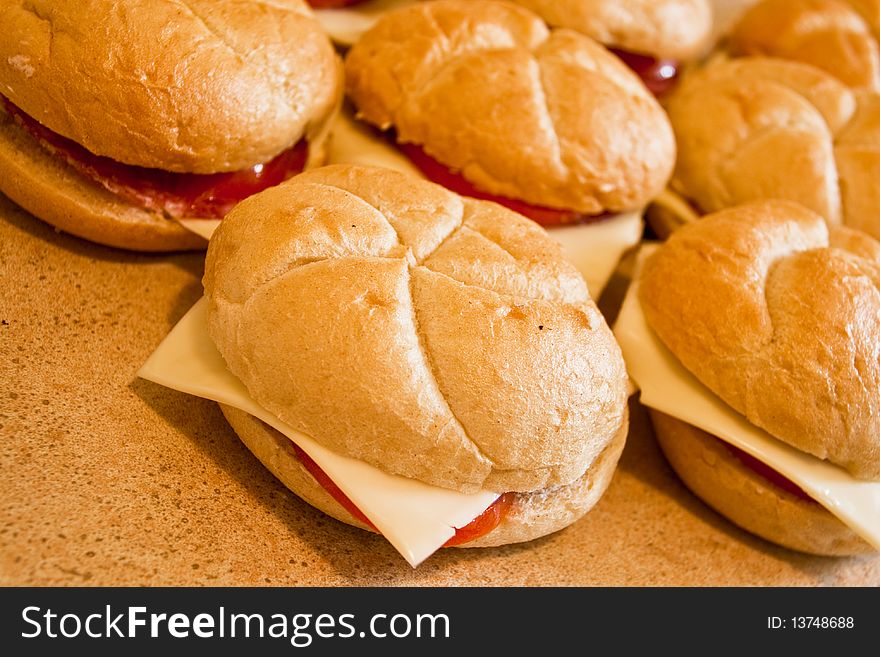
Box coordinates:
[729,0,880,90]
[0,0,341,173]
[344,0,675,214]
[508,0,713,60]
[666,56,880,240]
[204,164,628,494]
[639,200,880,480]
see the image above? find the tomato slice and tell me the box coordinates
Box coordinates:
[290,442,513,545]
[1,96,308,220]
[397,141,609,227]
[608,48,680,97]
[291,443,378,530]
[443,493,515,547]
[717,438,819,505]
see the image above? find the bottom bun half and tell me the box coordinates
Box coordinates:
[219,404,628,548]
[0,109,205,252]
[650,410,872,557]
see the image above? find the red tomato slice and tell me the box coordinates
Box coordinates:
[397,142,609,227]
[718,438,819,505]
[443,493,515,547]
[1,97,307,220]
[609,48,680,97]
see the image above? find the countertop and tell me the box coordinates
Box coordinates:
[2,194,878,586]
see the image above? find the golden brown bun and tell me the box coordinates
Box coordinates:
[729,0,880,90]
[0,106,204,251]
[344,0,675,214]
[204,164,629,493]
[834,91,880,237]
[508,0,713,60]
[666,56,880,240]
[219,404,628,547]
[650,411,872,556]
[640,201,880,480]
[0,0,341,173]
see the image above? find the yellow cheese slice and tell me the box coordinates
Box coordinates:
[138,298,499,567]
[613,251,880,550]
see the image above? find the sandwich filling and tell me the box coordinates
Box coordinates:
[608,48,680,97]
[396,141,613,227]
[715,436,819,505]
[292,440,516,546]
[1,97,309,221]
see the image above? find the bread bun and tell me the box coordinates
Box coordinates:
[220,404,628,547]
[0,0,340,173]
[650,410,872,556]
[344,0,675,214]
[665,56,880,239]
[507,0,713,60]
[640,200,880,480]
[204,164,629,494]
[729,0,880,90]
[0,106,205,251]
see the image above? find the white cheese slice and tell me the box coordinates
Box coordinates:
[327,110,643,298]
[177,219,220,241]
[138,298,499,567]
[326,109,422,177]
[314,0,415,47]
[552,213,642,299]
[613,252,880,550]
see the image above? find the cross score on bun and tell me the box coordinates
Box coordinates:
[639,200,880,555]
[202,164,629,547]
[653,56,880,240]
[728,0,880,90]
[344,0,676,229]
[0,0,342,251]
[506,0,713,95]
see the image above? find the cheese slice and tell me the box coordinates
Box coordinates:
[138,298,498,567]
[177,219,220,241]
[314,0,415,47]
[552,213,642,299]
[613,250,880,550]
[327,110,643,298]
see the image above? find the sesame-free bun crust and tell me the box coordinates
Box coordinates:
[344,0,675,214]
[666,56,880,239]
[640,201,880,480]
[219,404,628,547]
[729,0,880,90]
[508,0,713,60]
[0,0,341,173]
[204,164,629,494]
[650,411,872,556]
[0,106,204,251]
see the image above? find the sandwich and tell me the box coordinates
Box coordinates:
[727,0,880,90]
[649,55,880,240]
[342,0,676,295]
[616,200,880,556]
[141,164,630,564]
[504,0,713,95]
[0,0,342,251]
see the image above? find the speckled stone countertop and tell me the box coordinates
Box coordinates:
[2,194,878,586]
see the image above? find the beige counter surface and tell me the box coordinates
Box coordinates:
[2,195,878,586]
